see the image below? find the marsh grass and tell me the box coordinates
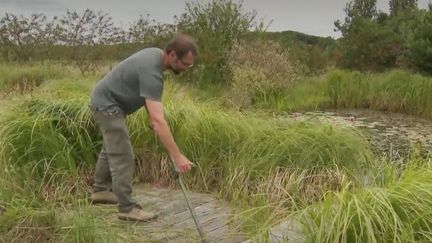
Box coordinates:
[3,64,431,242]
[0,63,75,95]
[299,160,432,243]
[252,69,432,118]
[0,76,374,240]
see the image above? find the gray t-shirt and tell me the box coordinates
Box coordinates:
[91,47,164,114]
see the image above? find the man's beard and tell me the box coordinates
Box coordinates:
[170,63,180,75]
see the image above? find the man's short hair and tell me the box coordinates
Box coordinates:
[165,34,198,59]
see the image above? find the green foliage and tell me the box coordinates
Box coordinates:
[61,208,98,243]
[325,69,432,117]
[0,13,59,61]
[0,206,57,242]
[334,0,378,36]
[1,2,432,74]
[246,31,338,74]
[252,77,331,111]
[300,161,432,243]
[0,10,174,73]
[407,11,432,74]
[334,0,432,72]
[0,62,69,93]
[326,69,372,108]
[0,71,373,194]
[260,69,432,118]
[127,96,374,207]
[390,0,418,16]
[0,67,378,240]
[0,76,99,182]
[0,98,97,178]
[338,18,402,71]
[175,0,260,84]
[228,40,304,108]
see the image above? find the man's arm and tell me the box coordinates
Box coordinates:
[145,99,193,173]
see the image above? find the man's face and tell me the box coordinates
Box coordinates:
[169,51,194,75]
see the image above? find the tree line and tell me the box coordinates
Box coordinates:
[335,0,432,74]
[1,0,431,76]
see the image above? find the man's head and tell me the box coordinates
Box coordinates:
[164,34,198,75]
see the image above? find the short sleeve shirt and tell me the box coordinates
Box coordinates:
[91,47,164,114]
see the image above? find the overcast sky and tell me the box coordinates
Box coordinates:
[0,0,430,38]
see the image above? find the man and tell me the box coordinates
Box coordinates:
[89,34,197,222]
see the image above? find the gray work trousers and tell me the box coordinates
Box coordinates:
[91,108,137,213]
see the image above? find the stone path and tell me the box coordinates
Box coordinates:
[92,184,248,242]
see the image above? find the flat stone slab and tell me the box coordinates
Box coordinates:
[91,184,248,242]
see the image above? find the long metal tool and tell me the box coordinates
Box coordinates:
[171,166,208,243]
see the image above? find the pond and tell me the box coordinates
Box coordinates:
[288,109,432,159]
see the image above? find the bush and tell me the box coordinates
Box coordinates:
[176,0,261,85]
[228,40,304,108]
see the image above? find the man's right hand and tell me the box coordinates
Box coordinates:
[145,99,193,173]
[172,153,193,173]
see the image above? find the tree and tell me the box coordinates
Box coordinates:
[0,13,57,61]
[175,0,261,84]
[59,9,122,73]
[339,18,402,71]
[127,14,157,43]
[126,14,174,45]
[407,10,432,74]
[333,0,423,71]
[335,0,377,36]
[390,0,418,16]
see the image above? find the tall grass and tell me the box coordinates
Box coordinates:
[0,77,376,240]
[0,205,57,242]
[0,63,74,94]
[1,64,432,241]
[326,70,371,108]
[250,69,432,119]
[127,97,373,192]
[299,160,432,243]
[253,75,331,111]
[368,70,432,117]
[0,66,396,241]
[0,151,103,242]
[0,76,373,197]
[327,69,432,118]
[0,179,120,242]
[0,75,99,242]
[0,98,97,176]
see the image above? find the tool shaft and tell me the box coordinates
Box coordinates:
[177,175,207,242]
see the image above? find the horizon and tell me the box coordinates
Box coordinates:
[0,0,431,39]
